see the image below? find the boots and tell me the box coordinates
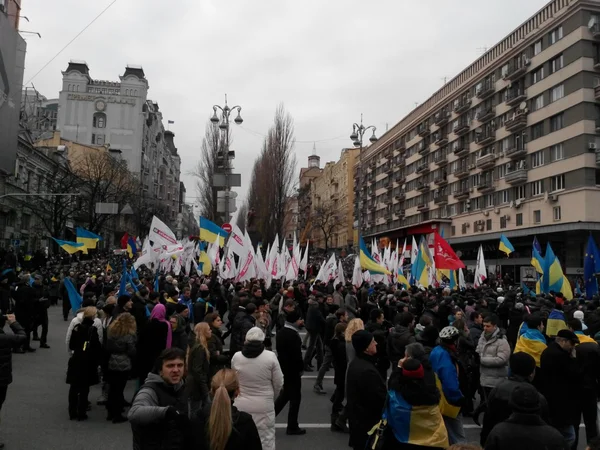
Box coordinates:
[331,413,348,433]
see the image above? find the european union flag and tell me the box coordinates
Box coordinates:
[584,235,600,299]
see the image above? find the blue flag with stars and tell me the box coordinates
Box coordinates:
[584,235,600,299]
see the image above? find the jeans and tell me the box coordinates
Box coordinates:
[303,332,323,368]
[275,378,302,431]
[555,425,576,448]
[315,346,333,386]
[443,414,466,445]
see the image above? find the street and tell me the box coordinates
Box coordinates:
[0,304,587,449]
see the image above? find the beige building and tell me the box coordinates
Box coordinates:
[298,149,322,243]
[355,0,600,275]
[311,148,359,250]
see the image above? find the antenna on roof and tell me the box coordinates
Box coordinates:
[312,142,316,155]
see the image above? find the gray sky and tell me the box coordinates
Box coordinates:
[22,0,549,213]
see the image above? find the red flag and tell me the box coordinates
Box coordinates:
[120,232,129,250]
[434,231,465,270]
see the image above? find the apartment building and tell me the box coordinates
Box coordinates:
[298,149,322,243]
[355,0,600,275]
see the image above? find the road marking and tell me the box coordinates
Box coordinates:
[301,375,333,379]
[275,424,330,429]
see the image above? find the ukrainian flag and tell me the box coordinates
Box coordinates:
[63,277,83,311]
[414,238,432,288]
[198,251,212,275]
[499,234,515,256]
[52,238,85,255]
[76,227,102,252]
[384,390,449,449]
[359,236,390,275]
[514,322,547,367]
[106,263,113,273]
[575,331,597,345]
[543,243,573,300]
[546,309,568,337]
[199,217,228,247]
[127,236,137,258]
[397,272,410,289]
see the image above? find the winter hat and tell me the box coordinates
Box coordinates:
[509,384,540,414]
[425,300,437,309]
[401,358,424,379]
[509,352,536,378]
[352,330,374,354]
[573,310,585,321]
[418,325,439,344]
[117,294,131,308]
[515,302,524,310]
[245,327,265,342]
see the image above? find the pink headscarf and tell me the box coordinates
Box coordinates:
[150,304,172,349]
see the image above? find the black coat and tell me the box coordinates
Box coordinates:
[230,310,255,355]
[539,342,580,427]
[346,353,387,450]
[480,376,550,446]
[207,327,229,380]
[191,404,262,450]
[186,344,210,403]
[66,319,101,386]
[12,283,35,326]
[387,325,415,367]
[131,295,149,333]
[0,322,26,385]
[276,325,303,381]
[330,336,347,387]
[136,319,169,379]
[305,302,325,334]
[484,413,569,450]
[575,341,600,394]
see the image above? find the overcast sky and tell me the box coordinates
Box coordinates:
[21,0,549,213]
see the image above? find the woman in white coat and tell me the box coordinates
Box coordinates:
[232,326,284,450]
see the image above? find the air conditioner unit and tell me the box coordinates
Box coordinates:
[550,194,559,202]
[589,142,597,150]
[509,201,515,208]
[483,210,490,216]
[494,208,501,214]
[504,215,511,221]
[515,199,522,207]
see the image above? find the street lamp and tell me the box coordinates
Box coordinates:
[211,95,243,223]
[351,114,378,242]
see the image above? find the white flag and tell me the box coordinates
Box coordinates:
[474,245,487,288]
[228,224,246,257]
[352,256,362,288]
[336,259,345,286]
[458,268,466,290]
[299,239,309,273]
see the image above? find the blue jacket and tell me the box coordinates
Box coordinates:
[429,345,463,405]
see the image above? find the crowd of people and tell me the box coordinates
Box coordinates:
[2,250,600,450]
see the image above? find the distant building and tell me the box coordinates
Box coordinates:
[21,88,59,139]
[283,195,299,244]
[297,145,322,243]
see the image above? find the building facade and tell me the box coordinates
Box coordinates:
[283,195,299,245]
[355,0,600,277]
[311,148,359,250]
[21,88,59,139]
[298,149,322,243]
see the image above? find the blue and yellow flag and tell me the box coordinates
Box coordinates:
[384,390,448,449]
[514,322,547,367]
[542,243,573,300]
[359,236,390,275]
[63,277,82,312]
[127,236,137,258]
[76,227,102,252]
[397,272,410,289]
[499,234,515,256]
[52,238,85,255]
[198,251,213,275]
[546,309,568,337]
[106,263,113,273]
[199,217,229,247]
[414,238,432,288]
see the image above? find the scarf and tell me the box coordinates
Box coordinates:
[150,304,172,348]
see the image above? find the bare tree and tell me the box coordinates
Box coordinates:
[192,120,231,223]
[236,201,248,231]
[312,201,341,252]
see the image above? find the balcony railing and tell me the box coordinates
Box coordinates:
[394,192,406,201]
[505,112,528,132]
[434,111,450,127]
[434,195,448,205]
[454,165,469,178]
[454,187,470,200]
[505,168,528,185]
[475,131,495,146]
[417,203,430,211]
[434,134,448,147]
[506,144,527,159]
[417,182,430,192]
[476,82,495,100]
[434,154,448,166]
[454,98,471,114]
[453,144,468,157]
[416,163,430,174]
[504,58,529,81]
[590,23,600,39]
[418,124,430,137]
[477,179,495,193]
[418,145,430,156]
[476,106,495,123]
[453,120,470,136]
[506,89,527,107]
[434,175,448,186]
[476,153,497,170]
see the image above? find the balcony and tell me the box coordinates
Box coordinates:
[590,23,600,39]
[417,182,430,192]
[394,192,406,201]
[454,98,471,114]
[395,140,406,151]
[434,134,448,147]
[506,89,527,107]
[476,106,495,123]
[434,194,448,205]
[369,203,376,210]
[418,124,430,137]
[477,179,495,193]
[595,78,600,100]
[453,144,468,157]
[433,154,448,166]
[434,111,450,127]
[596,148,600,165]
[453,121,470,136]
[476,153,497,170]
[454,188,470,200]
[416,163,430,174]
[385,165,393,174]
[504,59,528,81]
[454,165,470,178]
[475,131,495,146]
[418,144,430,156]
[417,203,430,212]
[597,118,600,133]
[394,208,405,218]
[476,82,495,100]
[505,112,528,132]
[506,144,527,159]
[394,175,406,185]
[505,168,528,185]
[397,157,406,167]
[434,175,448,186]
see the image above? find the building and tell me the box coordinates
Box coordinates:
[0,1,26,175]
[21,88,59,139]
[297,146,322,243]
[311,148,359,250]
[56,61,182,228]
[283,195,299,245]
[355,0,600,279]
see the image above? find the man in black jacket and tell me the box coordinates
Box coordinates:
[229,302,256,355]
[314,307,347,395]
[346,330,386,450]
[303,296,325,372]
[131,288,149,334]
[366,309,390,381]
[275,310,306,436]
[12,274,36,352]
[31,275,50,349]
[387,311,415,370]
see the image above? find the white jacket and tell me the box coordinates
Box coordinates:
[65,312,103,354]
[232,349,283,450]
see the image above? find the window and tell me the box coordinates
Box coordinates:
[533,210,541,224]
[516,213,523,226]
[92,134,105,145]
[21,214,31,230]
[551,174,565,192]
[531,151,545,168]
[531,180,544,196]
[501,64,509,78]
[532,94,544,111]
[500,216,507,229]
[93,112,106,128]
[550,113,564,132]
[550,54,564,74]
[550,143,564,161]
[549,26,563,45]
[500,189,510,204]
[486,219,492,231]
[533,40,542,55]
[531,122,544,140]
[553,206,561,221]
[532,66,544,84]
[498,164,507,179]
[551,84,564,102]
[515,185,526,200]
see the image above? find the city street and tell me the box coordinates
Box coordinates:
[0,304,587,449]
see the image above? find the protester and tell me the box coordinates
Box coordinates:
[136,303,172,386]
[204,313,230,381]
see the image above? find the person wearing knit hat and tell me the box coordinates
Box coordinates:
[484,384,566,450]
[113,294,132,319]
[346,329,386,450]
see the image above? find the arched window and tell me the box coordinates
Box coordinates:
[93,112,106,129]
